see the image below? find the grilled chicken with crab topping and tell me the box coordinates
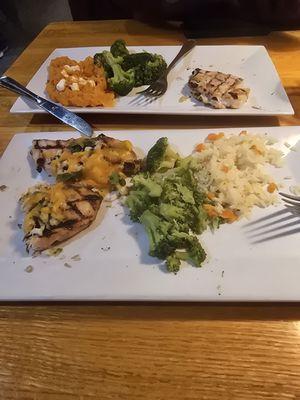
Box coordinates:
[20,182,102,252]
[188,68,250,109]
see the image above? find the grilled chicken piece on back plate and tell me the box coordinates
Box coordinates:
[188,68,250,109]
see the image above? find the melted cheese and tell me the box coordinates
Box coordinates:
[50,140,136,188]
[22,183,79,234]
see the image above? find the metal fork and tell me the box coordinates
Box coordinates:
[280,192,300,213]
[137,39,196,98]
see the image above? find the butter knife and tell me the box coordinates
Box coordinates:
[0,76,93,137]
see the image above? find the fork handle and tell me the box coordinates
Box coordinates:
[165,40,196,74]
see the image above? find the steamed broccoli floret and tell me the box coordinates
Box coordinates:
[94,50,134,95]
[125,188,150,222]
[124,137,216,273]
[141,54,167,85]
[164,233,206,273]
[166,254,181,274]
[159,203,185,222]
[139,210,172,257]
[166,241,206,274]
[122,53,167,87]
[110,39,129,58]
[132,174,162,197]
[94,52,115,77]
[146,137,178,173]
[138,210,206,272]
[122,52,153,69]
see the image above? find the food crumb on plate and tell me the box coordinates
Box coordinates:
[179,95,189,103]
[290,185,300,196]
[101,246,111,252]
[64,262,72,268]
[25,265,33,273]
[0,185,8,192]
[46,247,63,257]
[71,254,81,261]
[17,223,22,229]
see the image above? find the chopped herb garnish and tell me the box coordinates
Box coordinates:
[57,170,83,182]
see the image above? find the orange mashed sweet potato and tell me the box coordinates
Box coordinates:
[46,56,115,107]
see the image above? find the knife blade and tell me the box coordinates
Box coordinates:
[0,76,93,137]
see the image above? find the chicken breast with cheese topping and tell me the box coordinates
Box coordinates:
[20,182,102,252]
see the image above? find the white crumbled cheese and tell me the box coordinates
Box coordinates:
[61,69,69,78]
[88,79,96,87]
[78,77,87,85]
[70,75,78,83]
[289,185,300,196]
[56,78,66,91]
[70,82,80,91]
[64,64,80,73]
[30,226,45,236]
[50,218,59,226]
[85,146,92,151]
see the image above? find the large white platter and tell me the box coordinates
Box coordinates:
[10,45,293,116]
[1,127,300,301]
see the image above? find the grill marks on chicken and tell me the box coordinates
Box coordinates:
[20,182,102,252]
[21,134,141,252]
[188,68,250,109]
[30,134,141,187]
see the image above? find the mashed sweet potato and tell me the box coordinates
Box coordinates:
[46,56,115,107]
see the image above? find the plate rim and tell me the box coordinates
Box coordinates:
[9,44,294,116]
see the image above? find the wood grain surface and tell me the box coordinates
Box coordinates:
[1,20,300,399]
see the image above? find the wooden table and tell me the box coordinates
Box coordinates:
[1,20,300,399]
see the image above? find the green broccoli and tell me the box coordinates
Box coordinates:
[132,174,162,197]
[166,254,181,274]
[166,240,206,273]
[110,39,130,58]
[125,188,151,222]
[146,137,178,173]
[139,210,172,257]
[94,52,114,77]
[109,172,126,188]
[141,54,167,85]
[122,53,167,87]
[94,50,134,96]
[124,137,221,273]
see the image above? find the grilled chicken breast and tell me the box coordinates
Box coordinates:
[20,182,102,252]
[30,134,140,178]
[188,68,250,109]
[21,134,141,252]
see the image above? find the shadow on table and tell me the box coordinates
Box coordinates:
[29,113,280,131]
[2,302,300,322]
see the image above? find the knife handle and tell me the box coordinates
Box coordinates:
[0,76,42,104]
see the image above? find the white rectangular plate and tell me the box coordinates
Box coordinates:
[1,127,300,301]
[10,46,293,116]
